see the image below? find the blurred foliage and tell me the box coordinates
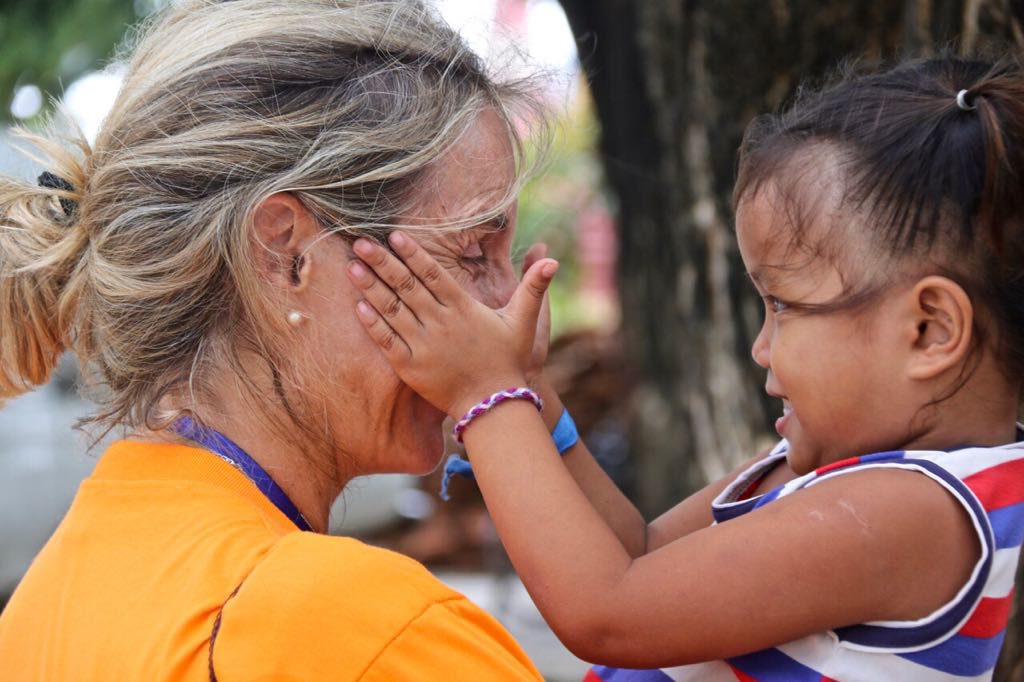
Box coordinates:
[0,0,139,123]
[516,87,608,335]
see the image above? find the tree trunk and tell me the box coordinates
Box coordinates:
[558,1,1023,678]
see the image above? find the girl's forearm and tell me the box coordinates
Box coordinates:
[533,375,737,556]
[460,399,634,647]
[532,375,648,557]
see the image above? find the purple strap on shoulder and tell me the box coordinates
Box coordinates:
[172,416,313,532]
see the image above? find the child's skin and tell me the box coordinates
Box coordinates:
[345,166,1018,667]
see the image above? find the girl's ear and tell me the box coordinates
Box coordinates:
[906,276,973,380]
[252,192,318,291]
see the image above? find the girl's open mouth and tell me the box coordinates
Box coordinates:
[775,402,793,436]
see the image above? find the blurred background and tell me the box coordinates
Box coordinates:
[1,1,1023,680]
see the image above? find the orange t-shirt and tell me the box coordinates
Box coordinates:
[0,440,542,681]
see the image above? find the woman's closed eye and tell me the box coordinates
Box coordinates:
[461,240,487,266]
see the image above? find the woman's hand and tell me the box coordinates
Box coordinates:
[347,230,559,419]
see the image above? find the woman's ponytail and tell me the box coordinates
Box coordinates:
[0,130,90,400]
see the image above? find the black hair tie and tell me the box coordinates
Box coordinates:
[37,171,78,218]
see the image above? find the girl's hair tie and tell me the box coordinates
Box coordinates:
[955,89,976,112]
[37,171,78,218]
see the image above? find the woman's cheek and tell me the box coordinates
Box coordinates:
[476,264,517,308]
[445,266,479,298]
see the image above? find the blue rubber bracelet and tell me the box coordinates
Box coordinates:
[439,454,474,501]
[439,407,578,501]
[551,407,579,454]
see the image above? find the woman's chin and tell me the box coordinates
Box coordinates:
[407,438,447,476]
[403,398,448,474]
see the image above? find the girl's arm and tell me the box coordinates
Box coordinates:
[348,233,977,667]
[517,244,771,558]
[463,411,974,668]
[529,375,646,558]
[535,372,773,556]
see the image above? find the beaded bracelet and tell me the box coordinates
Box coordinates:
[451,387,544,443]
[440,405,580,501]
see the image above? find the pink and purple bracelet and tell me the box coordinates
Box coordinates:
[452,387,544,443]
[441,391,578,501]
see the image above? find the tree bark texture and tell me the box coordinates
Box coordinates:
[558,1,1024,679]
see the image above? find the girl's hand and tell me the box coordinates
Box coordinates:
[521,242,552,381]
[348,230,559,419]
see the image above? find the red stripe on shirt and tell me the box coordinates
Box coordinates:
[737,476,763,501]
[815,456,862,476]
[958,590,1015,638]
[728,664,759,682]
[962,458,1024,511]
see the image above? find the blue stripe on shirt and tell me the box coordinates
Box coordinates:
[899,631,1008,676]
[588,666,674,681]
[728,647,824,681]
[989,501,1024,549]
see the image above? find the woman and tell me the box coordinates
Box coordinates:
[0,1,547,679]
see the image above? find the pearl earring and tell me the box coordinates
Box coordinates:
[287,311,304,326]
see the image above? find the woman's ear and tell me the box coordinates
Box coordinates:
[906,276,973,380]
[252,192,318,291]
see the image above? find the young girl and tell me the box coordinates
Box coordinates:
[347,55,1024,680]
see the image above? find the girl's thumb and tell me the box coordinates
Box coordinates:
[508,258,558,321]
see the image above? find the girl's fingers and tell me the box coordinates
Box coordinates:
[521,242,548,276]
[520,243,552,375]
[346,256,422,337]
[386,231,464,306]
[522,243,553,327]
[351,237,438,320]
[355,300,412,363]
[507,258,559,333]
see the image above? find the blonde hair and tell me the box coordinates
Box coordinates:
[0,0,546,446]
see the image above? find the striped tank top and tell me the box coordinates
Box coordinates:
[585,438,1024,682]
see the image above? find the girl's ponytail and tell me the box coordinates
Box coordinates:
[956,69,1024,253]
[957,67,1024,381]
[0,131,90,400]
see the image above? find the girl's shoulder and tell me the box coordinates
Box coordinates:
[569,440,1023,667]
[711,439,1024,641]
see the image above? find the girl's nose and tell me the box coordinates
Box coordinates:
[751,323,771,369]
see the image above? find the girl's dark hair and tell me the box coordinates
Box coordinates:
[735,55,1024,381]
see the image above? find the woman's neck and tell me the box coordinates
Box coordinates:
[164,374,346,534]
[211,411,341,533]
